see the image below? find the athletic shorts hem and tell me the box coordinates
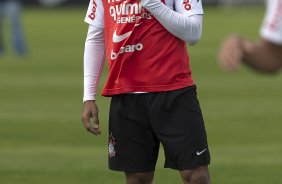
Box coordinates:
[109,166,156,173]
[164,162,210,171]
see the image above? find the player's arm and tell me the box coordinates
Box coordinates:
[241,37,282,74]
[218,0,282,74]
[140,0,203,45]
[82,25,106,136]
[83,25,106,103]
[218,35,282,74]
[81,0,105,135]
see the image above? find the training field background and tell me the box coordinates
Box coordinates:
[1,5,282,184]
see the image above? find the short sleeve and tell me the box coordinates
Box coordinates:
[174,0,204,16]
[84,0,104,28]
[260,0,282,45]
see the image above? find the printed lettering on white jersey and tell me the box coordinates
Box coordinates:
[183,0,192,11]
[111,43,144,60]
[85,0,104,28]
[88,0,98,20]
[175,0,203,15]
[108,0,153,24]
[85,0,203,27]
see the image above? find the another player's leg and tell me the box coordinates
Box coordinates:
[125,172,154,184]
[180,166,210,184]
[0,3,5,56]
[7,1,27,56]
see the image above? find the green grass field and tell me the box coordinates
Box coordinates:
[1,6,282,184]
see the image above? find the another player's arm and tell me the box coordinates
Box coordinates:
[241,37,282,74]
[218,0,282,74]
[140,0,203,45]
[81,25,106,135]
[218,35,282,74]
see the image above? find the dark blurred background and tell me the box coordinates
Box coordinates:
[21,0,263,6]
[20,0,220,6]
[22,0,89,6]
[22,0,219,6]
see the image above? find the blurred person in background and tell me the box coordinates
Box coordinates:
[81,0,211,183]
[218,0,282,74]
[38,0,68,7]
[0,0,27,57]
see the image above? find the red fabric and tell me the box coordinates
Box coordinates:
[101,0,194,96]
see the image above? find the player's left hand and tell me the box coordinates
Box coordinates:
[218,35,244,72]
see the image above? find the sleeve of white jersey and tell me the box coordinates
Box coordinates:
[260,0,282,45]
[174,0,204,16]
[83,0,106,102]
[84,0,105,28]
[140,0,204,45]
[83,26,106,102]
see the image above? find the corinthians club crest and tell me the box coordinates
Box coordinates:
[108,133,116,158]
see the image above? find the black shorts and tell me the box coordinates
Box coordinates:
[108,86,210,173]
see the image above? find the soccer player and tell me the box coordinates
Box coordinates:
[81,0,211,183]
[218,0,282,74]
[0,0,27,56]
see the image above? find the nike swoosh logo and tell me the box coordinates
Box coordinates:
[113,30,132,43]
[134,22,143,27]
[196,149,207,156]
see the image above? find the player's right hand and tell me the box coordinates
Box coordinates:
[218,34,244,72]
[81,100,101,136]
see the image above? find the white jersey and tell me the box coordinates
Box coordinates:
[260,0,282,45]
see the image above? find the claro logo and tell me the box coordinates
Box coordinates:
[88,0,98,20]
[111,43,143,60]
